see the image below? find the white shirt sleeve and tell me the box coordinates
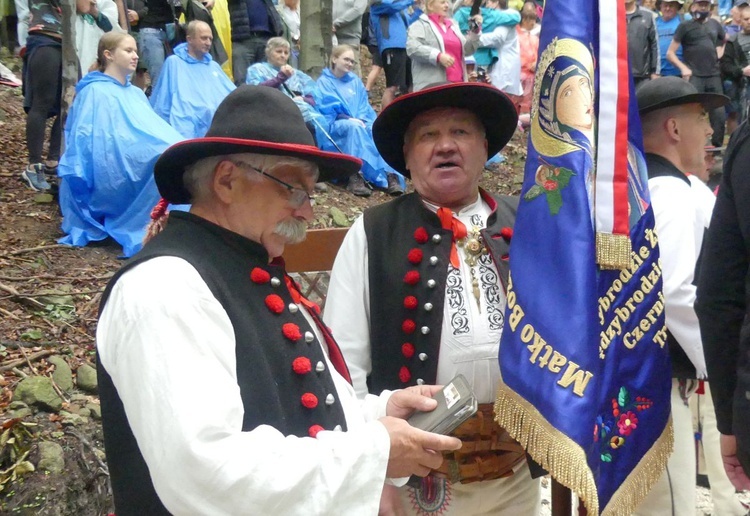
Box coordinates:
[649,178,707,378]
[97,256,390,515]
[323,216,373,399]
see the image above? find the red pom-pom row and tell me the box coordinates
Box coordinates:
[283,323,302,342]
[292,356,312,374]
[500,227,514,240]
[402,319,416,334]
[414,227,429,244]
[301,393,318,409]
[407,248,423,264]
[250,267,271,284]
[404,271,420,285]
[403,296,418,310]
[402,342,415,358]
[309,425,324,438]
[399,366,411,383]
[265,294,285,314]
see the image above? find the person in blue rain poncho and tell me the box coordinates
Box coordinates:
[316,45,405,196]
[150,20,235,139]
[58,32,183,258]
[245,37,327,144]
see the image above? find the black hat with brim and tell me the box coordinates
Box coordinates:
[636,76,729,116]
[372,83,519,177]
[155,85,362,204]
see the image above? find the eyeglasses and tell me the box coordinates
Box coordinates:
[231,161,315,208]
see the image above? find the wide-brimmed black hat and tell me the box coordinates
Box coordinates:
[155,85,361,204]
[636,76,728,116]
[372,83,518,177]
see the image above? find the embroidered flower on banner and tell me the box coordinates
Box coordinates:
[522,163,575,216]
[596,386,653,463]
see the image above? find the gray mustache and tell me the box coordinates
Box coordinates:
[274,219,307,244]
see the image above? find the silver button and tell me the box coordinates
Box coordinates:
[288,303,299,313]
[334,425,343,432]
[424,303,433,311]
[271,277,281,287]
[427,279,436,288]
[421,326,430,335]
[316,361,325,372]
[432,234,442,243]
[430,256,438,265]
[417,379,425,385]
[305,332,314,343]
[419,353,428,361]
[326,394,335,405]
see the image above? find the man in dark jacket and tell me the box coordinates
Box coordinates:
[696,120,750,492]
[625,0,660,87]
[721,3,750,131]
[228,0,283,83]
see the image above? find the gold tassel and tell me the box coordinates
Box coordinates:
[602,418,674,516]
[495,383,674,516]
[596,232,632,270]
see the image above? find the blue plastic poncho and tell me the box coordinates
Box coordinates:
[58,72,184,257]
[245,61,326,128]
[150,43,235,138]
[315,68,404,188]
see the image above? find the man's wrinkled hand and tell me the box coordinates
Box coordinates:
[720,434,750,491]
[386,384,443,419]
[380,416,461,478]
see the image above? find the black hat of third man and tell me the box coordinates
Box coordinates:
[636,76,729,116]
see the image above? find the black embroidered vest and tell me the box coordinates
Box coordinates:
[363,192,518,394]
[97,211,348,514]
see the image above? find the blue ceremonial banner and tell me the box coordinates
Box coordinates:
[494,0,673,513]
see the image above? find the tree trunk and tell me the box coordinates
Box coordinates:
[299,0,332,79]
[60,0,79,152]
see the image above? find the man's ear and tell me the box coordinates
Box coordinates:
[664,116,681,143]
[212,160,239,204]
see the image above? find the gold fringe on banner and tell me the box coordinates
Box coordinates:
[494,385,600,514]
[596,232,632,270]
[495,384,675,516]
[602,418,674,516]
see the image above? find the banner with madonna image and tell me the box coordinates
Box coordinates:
[494,0,673,513]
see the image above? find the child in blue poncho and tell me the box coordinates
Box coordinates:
[57,32,183,257]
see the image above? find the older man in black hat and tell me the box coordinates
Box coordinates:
[96,85,462,514]
[633,76,729,515]
[324,82,541,515]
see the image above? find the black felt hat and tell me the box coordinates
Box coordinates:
[154,85,361,204]
[636,76,729,116]
[372,83,518,177]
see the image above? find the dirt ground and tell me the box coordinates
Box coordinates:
[0,47,525,513]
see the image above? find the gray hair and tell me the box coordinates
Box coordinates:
[265,37,291,55]
[183,153,319,204]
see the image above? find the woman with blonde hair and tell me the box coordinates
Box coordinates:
[406,0,481,91]
[57,32,183,257]
[316,45,405,196]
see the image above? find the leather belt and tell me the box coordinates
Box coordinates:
[434,403,526,484]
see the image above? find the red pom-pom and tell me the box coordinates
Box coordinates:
[309,425,324,438]
[399,366,411,383]
[292,356,312,374]
[500,227,514,240]
[501,253,509,261]
[407,248,423,264]
[301,392,318,408]
[404,271,421,285]
[403,296,418,310]
[250,268,271,284]
[402,319,416,334]
[414,227,429,244]
[402,342,415,358]
[309,302,321,315]
[265,294,285,314]
[282,323,302,341]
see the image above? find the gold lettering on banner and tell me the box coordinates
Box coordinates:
[598,231,666,358]
[506,274,594,397]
